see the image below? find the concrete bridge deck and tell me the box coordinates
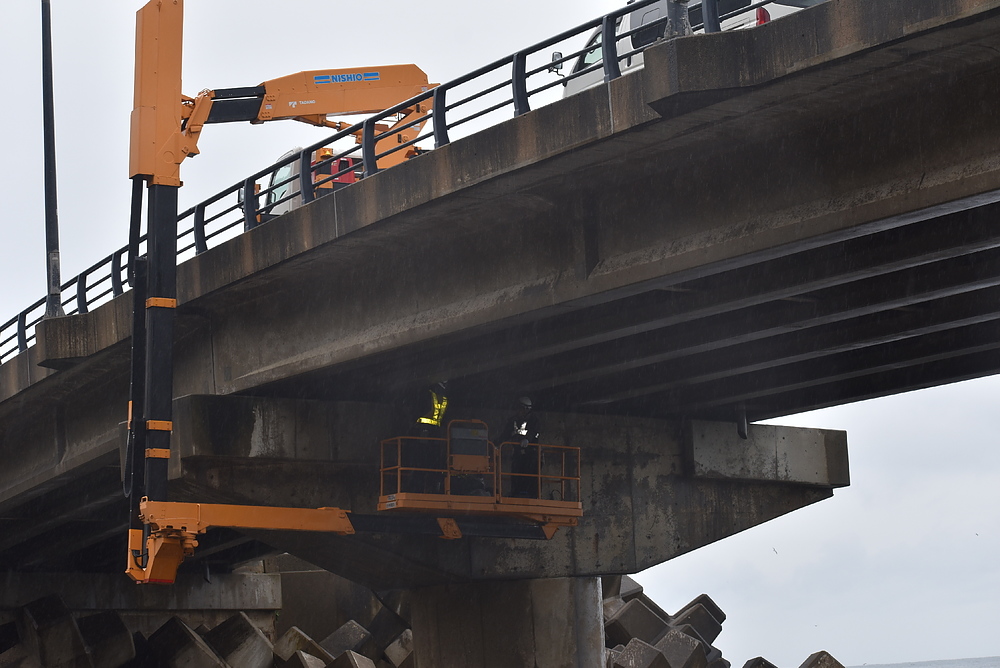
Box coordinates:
[2,0,999,583]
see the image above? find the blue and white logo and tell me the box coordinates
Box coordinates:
[314,72,380,85]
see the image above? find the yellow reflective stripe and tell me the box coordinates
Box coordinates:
[418,391,448,426]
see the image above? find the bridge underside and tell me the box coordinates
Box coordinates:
[2,0,999,577]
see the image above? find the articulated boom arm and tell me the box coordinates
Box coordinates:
[188,64,437,169]
[126,498,355,584]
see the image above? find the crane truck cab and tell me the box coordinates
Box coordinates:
[263,147,362,218]
[556,0,826,98]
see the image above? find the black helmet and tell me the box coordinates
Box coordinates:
[518,396,532,409]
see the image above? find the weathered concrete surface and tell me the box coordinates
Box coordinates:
[0,574,280,643]
[6,0,986,574]
[156,396,846,588]
[202,612,273,668]
[687,421,849,487]
[409,577,604,668]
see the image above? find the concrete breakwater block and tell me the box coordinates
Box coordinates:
[742,658,778,668]
[0,643,43,668]
[319,621,370,659]
[612,638,669,668]
[16,594,91,668]
[606,599,670,648]
[654,629,707,668]
[76,612,134,668]
[329,651,376,668]
[800,651,845,668]
[203,612,272,668]
[277,650,326,668]
[0,623,19,655]
[142,616,229,668]
[670,605,722,645]
[382,629,412,668]
[273,627,334,664]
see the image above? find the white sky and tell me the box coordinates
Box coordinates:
[0,2,997,666]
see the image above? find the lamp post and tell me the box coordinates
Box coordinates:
[41,0,64,317]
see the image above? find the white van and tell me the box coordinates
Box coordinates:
[558,0,826,97]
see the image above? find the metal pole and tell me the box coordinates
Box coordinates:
[41,0,64,317]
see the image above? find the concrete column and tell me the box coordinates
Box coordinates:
[409,577,604,668]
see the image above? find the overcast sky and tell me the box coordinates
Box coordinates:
[0,2,997,666]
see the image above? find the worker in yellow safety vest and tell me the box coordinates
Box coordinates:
[404,381,449,493]
[413,380,449,439]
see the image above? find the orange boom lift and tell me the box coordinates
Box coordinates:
[124,0,581,585]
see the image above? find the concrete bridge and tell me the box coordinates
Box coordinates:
[3,0,1000,664]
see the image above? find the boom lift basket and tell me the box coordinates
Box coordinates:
[378,420,583,535]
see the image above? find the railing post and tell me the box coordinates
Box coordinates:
[76,272,88,315]
[702,0,722,32]
[242,177,258,231]
[17,311,27,353]
[602,14,622,83]
[362,117,380,178]
[433,87,450,148]
[111,249,124,297]
[667,0,693,37]
[299,149,315,205]
[513,52,530,116]
[193,203,208,255]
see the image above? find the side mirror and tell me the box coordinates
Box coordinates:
[548,51,564,75]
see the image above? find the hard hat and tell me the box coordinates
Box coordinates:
[519,396,532,408]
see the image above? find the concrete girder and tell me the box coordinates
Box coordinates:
[155,396,847,590]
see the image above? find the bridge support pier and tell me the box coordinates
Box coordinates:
[409,576,604,668]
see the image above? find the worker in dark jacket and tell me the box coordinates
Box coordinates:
[496,397,541,498]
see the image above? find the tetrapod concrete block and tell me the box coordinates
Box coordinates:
[653,628,707,668]
[203,612,272,668]
[603,576,623,600]
[277,650,326,668]
[670,605,722,644]
[382,629,412,668]
[1,623,19,655]
[606,599,670,648]
[0,643,43,668]
[604,597,627,620]
[143,616,229,668]
[329,651,377,668]
[742,659,778,668]
[273,628,334,664]
[799,651,845,668]
[612,639,669,668]
[16,595,92,668]
[678,595,726,625]
[319,620,370,659]
[606,645,626,668]
[76,612,134,668]
[620,576,644,602]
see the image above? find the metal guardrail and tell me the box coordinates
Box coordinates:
[0,0,812,366]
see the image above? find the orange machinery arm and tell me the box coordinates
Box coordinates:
[182,64,438,168]
[130,0,436,185]
[126,498,355,584]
